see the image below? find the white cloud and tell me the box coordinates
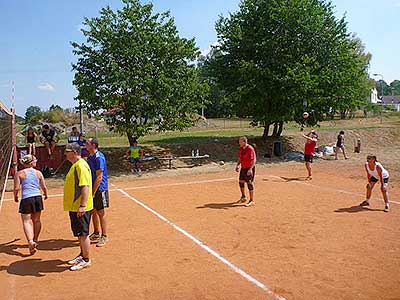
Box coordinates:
[38,83,55,92]
[200,41,221,57]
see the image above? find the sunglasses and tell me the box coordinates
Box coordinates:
[64,149,74,153]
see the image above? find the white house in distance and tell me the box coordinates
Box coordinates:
[370,87,378,104]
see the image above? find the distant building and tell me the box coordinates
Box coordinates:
[370,87,378,104]
[381,96,400,112]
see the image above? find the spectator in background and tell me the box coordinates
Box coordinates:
[77,133,89,160]
[40,124,58,158]
[127,139,144,174]
[26,127,38,156]
[68,127,80,143]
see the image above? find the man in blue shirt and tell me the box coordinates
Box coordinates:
[86,138,110,247]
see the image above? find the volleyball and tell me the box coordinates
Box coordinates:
[303,112,309,119]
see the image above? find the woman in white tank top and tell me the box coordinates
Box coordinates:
[359,155,390,212]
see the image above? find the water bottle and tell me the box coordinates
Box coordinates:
[196,149,199,157]
[191,150,195,157]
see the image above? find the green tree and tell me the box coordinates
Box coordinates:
[72,0,208,144]
[25,106,42,123]
[49,104,63,111]
[389,80,400,95]
[375,79,391,97]
[211,0,371,138]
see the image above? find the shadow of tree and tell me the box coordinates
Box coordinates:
[1,259,69,277]
[334,205,383,213]
[196,201,246,210]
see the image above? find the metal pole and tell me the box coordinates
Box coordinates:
[373,73,384,124]
[79,99,84,133]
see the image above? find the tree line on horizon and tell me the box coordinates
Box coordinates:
[40,0,398,141]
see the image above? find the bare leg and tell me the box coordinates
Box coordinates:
[92,209,100,234]
[97,209,107,236]
[305,162,312,178]
[381,183,389,204]
[342,146,348,159]
[21,214,34,243]
[31,212,42,242]
[32,143,36,156]
[239,180,246,198]
[366,182,375,200]
[78,235,90,259]
[28,144,32,155]
[249,189,254,202]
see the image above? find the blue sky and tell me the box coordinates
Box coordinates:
[0,0,399,116]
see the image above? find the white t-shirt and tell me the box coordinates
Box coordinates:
[365,162,389,179]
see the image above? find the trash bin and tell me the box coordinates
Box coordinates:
[273,141,283,156]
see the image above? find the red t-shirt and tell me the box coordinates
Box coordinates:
[238,145,256,169]
[304,140,317,155]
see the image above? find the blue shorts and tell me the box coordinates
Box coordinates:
[129,157,141,163]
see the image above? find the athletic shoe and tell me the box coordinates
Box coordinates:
[96,236,109,247]
[359,200,370,207]
[384,204,389,213]
[28,241,38,255]
[70,259,91,271]
[245,201,255,207]
[89,232,100,241]
[67,255,83,265]
[237,196,246,204]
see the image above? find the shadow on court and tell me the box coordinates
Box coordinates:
[334,205,384,213]
[0,259,69,277]
[0,239,79,257]
[263,176,309,182]
[196,202,246,210]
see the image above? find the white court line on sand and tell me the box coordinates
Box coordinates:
[117,188,286,300]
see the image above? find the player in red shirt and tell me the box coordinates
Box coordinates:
[235,137,256,207]
[302,130,318,180]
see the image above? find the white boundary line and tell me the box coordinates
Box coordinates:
[117,188,286,300]
[267,175,400,205]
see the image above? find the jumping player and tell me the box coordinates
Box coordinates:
[359,155,390,212]
[302,130,318,180]
[235,136,256,207]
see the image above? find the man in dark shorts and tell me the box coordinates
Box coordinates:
[63,142,93,271]
[302,130,318,180]
[40,124,58,157]
[235,136,256,207]
[86,138,110,247]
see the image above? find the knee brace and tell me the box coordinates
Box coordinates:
[247,183,254,191]
[239,182,245,188]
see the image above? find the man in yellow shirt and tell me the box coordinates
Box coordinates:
[63,142,93,271]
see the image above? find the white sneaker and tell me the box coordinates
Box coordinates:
[245,201,255,207]
[67,255,83,265]
[70,258,91,271]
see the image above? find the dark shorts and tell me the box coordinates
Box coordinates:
[304,154,313,163]
[69,210,92,237]
[129,157,141,163]
[370,176,389,183]
[239,167,255,182]
[93,190,110,210]
[19,195,43,214]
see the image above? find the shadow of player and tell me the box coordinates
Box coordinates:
[334,205,383,213]
[0,258,69,277]
[196,201,247,210]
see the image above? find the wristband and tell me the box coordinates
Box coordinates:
[79,205,86,208]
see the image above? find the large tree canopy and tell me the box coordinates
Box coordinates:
[72,0,208,143]
[206,0,371,137]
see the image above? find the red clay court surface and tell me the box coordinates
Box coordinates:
[1,162,399,300]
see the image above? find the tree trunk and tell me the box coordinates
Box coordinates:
[262,123,271,141]
[272,122,278,136]
[127,133,138,145]
[276,121,284,137]
[340,110,346,119]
